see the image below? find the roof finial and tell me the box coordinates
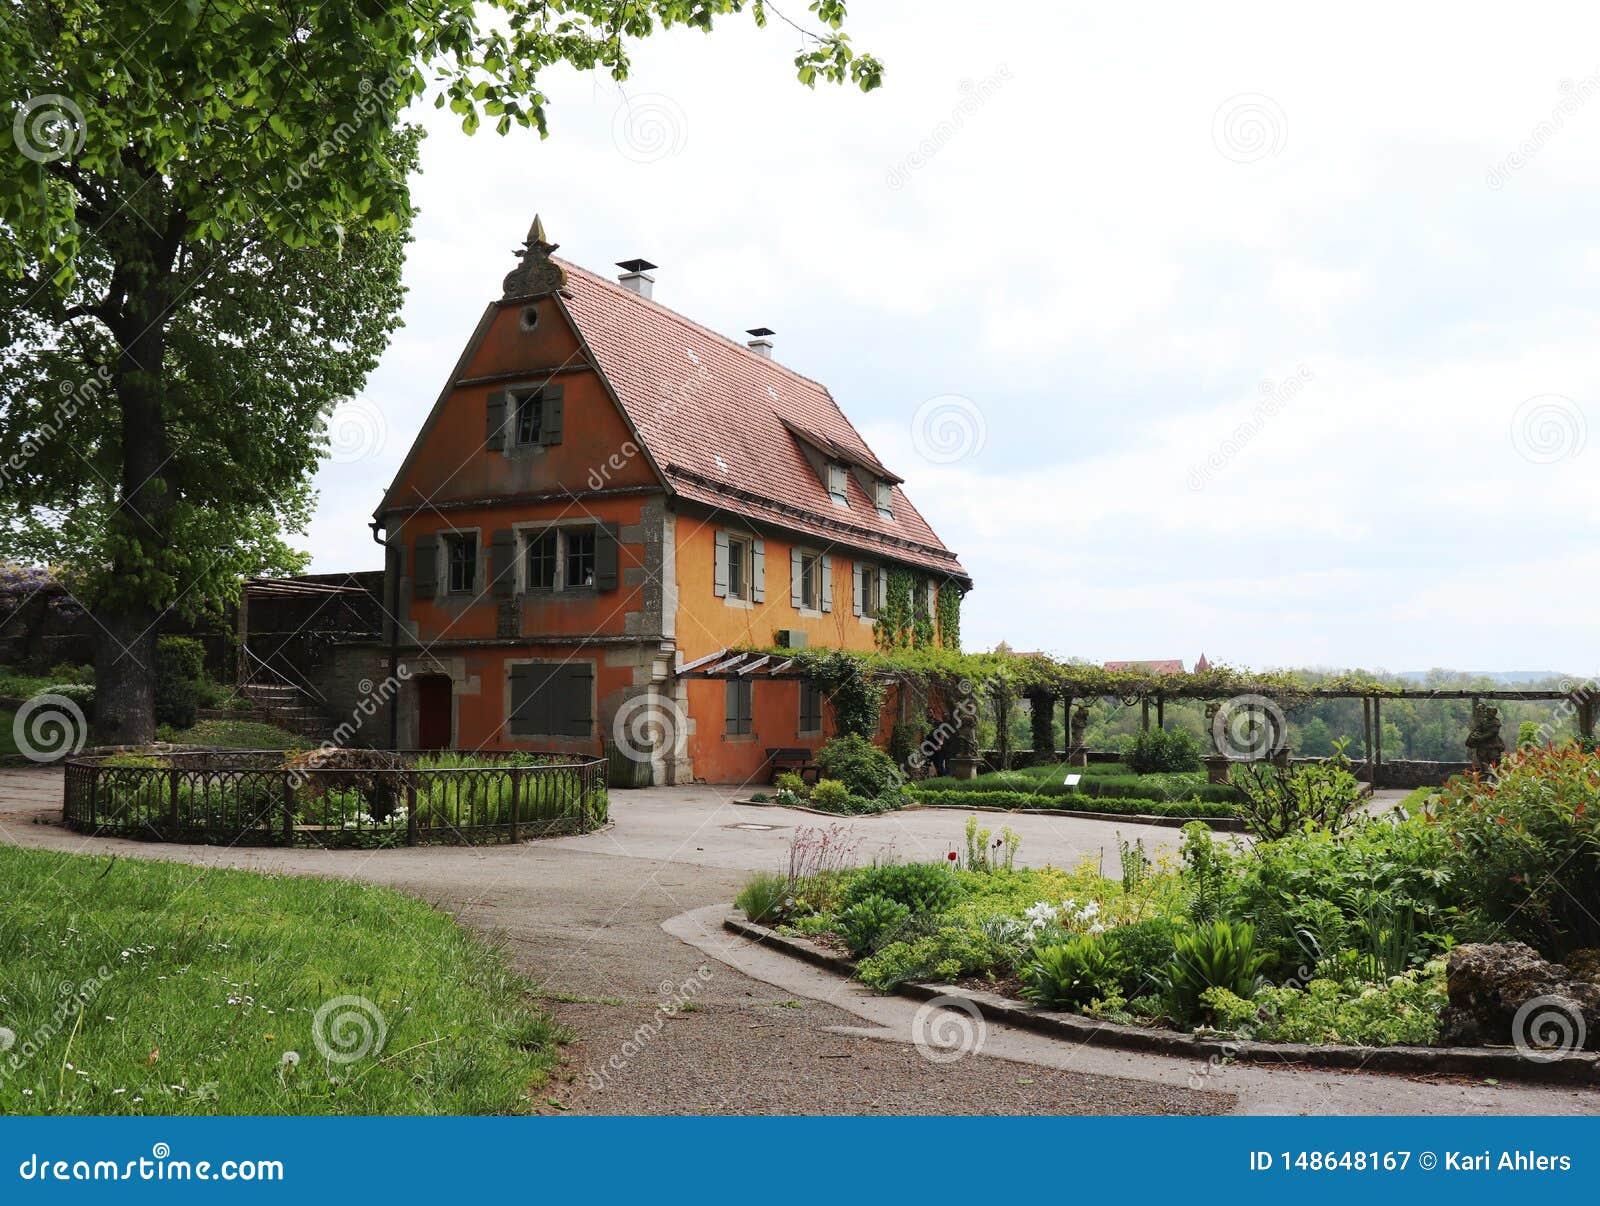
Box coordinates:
[502,213,566,300]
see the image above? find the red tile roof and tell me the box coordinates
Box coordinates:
[1103,659,1186,675]
[558,259,968,582]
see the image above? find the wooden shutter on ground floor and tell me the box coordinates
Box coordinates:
[594,522,620,591]
[725,678,753,735]
[714,530,730,597]
[752,539,765,602]
[508,662,593,737]
[490,529,516,598]
[412,534,439,600]
[560,663,594,737]
[538,384,564,445]
[508,664,548,736]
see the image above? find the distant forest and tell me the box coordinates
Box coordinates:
[978,669,1588,761]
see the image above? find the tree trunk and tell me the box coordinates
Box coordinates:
[93,607,158,745]
[92,248,175,745]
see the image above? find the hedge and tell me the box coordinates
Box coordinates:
[910,788,1236,820]
[917,773,1243,805]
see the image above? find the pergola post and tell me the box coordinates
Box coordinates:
[1027,691,1057,763]
[1362,696,1374,786]
[1141,697,1150,732]
[1373,695,1383,789]
[1156,694,1165,730]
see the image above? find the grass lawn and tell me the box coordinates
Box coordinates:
[0,846,564,1114]
[156,718,310,749]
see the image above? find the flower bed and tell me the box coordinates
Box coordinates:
[733,749,1600,1056]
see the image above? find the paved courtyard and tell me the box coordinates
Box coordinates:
[0,767,1590,1115]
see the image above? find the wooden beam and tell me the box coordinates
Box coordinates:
[736,655,771,677]
[677,648,727,674]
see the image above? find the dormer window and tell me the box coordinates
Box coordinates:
[874,480,893,517]
[827,462,848,506]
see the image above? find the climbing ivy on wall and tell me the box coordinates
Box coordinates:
[936,582,961,649]
[912,582,934,649]
[876,569,915,650]
[797,649,886,739]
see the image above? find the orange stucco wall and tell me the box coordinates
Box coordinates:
[671,510,885,661]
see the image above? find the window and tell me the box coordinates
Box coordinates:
[566,529,596,588]
[725,679,753,736]
[827,462,848,505]
[509,662,594,738]
[514,390,543,445]
[526,530,557,591]
[860,565,880,619]
[444,532,477,594]
[727,536,749,600]
[874,480,893,516]
[799,681,823,734]
[799,551,821,610]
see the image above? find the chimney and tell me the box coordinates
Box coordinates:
[746,327,775,359]
[616,258,657,299]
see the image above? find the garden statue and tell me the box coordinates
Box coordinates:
[1465,700,1506,769]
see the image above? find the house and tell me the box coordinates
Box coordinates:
[371,217,970,783]
[1103,659,1186,675]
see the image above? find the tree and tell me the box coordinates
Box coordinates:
[0,1,880,742]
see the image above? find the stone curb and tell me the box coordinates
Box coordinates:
[723,914,1600,1087]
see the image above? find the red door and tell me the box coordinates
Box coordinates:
[416,676,453,750]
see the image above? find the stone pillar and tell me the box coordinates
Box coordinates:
[1028,691,1056,763]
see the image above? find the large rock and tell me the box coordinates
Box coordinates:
[1439,942,1600,1051]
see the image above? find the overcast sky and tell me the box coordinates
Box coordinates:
[306,2,1600,675]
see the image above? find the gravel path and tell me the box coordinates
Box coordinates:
[2,766,1592,1116]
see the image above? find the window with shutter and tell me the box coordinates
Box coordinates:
[798,551,820,611]
[566,529,596,588]
[525,530,557,590]
[725,679,753,736]
[799,681,823,734]
[727,536,749,600]
[509,662,594,738]
[514,391,543,445]
[444,532,477,594]
[859,565,880,619]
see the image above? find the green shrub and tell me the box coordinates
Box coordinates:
[809,779,851,811]
[815,734,903,799]
[1180,822,1238,923]
[735,872,791,924]
[46,662,94,685]
[837,893,911,956]
[856,921,1011,990]
[154,636,208,729]
[1161,920,1271,1023]
[39,682,94,708]
[1105,917,1180,997]
[1201,959,1446,1046]
[910,788,1235,819]
[1128,728,1202,774]
[842,862,963,915]
[1020,935,1128,1009]
[1433,746,1600,957]
[1228,755,1363,840]
[774,772,808,797]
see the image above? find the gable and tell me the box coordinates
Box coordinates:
[379,294,663,513]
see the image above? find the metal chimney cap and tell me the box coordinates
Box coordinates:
[616,258,658,273]
[746,327,776,338]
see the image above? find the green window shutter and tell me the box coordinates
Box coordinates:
[594,523,620,591]
[789,547,802,609]
[539,384,564,445]
[486,390,508,452]
[820,554,833,613]
[508,665,537,735]
[412,534,439,600]
[752,539,765,603]
[490,529,516,598]
[562,663,594,737]
[852,562,863,617]
[713,531,729,598]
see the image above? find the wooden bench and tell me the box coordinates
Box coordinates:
[765,747,820,785]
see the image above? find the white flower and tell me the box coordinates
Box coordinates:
[1079,901,1101,919]
[1088,923,1106,934]
[281,1050,300,1067]
[1022,901,1058,925]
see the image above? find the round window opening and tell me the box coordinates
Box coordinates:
[519,306,539,332]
